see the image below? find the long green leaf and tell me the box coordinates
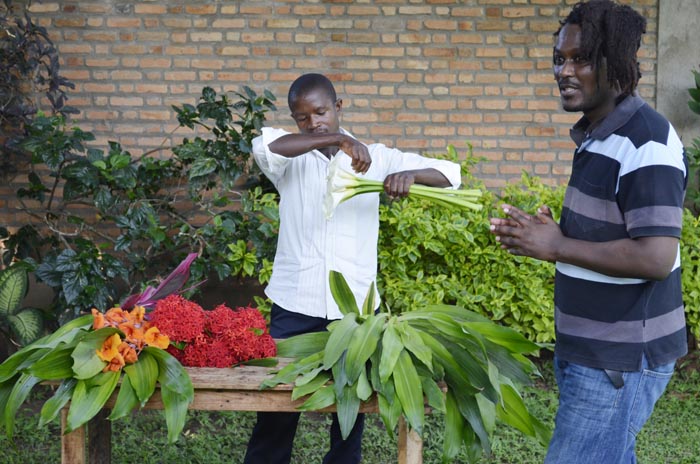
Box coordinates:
[108,375,140,421]
[417,332,478,396]
[145,347,193,398]
[66,371,120,433]
[355,368,373,402]
[28,343,75,380]
[378,320,403,384]
[322,313,358,369]
[443,390,465,462]
[329,270,359,316]
[124,350,159,406]
[3,374,41,438]
[344,313,386,383]
[361,281,377,317]
[297,385,336,411]
[275,331,329,358]
[462,321,539,354]
[336,384,361,440]
[451,385,491,455]
[160,384,190,443]
[397,322,433,372]
[261,351,324,389]
[39,379,77,427]
[291,371,331,401]
[393,349,424,436]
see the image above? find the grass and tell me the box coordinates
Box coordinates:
[2,355,699,464]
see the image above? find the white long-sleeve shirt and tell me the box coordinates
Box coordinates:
[252,126,461,320]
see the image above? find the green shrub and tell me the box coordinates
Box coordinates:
[681,209,700,345]
[377,147,564,344]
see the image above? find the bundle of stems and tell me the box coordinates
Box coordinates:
[324,158,483,219]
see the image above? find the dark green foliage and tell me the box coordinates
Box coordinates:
[6,86,278,326]
[686,68,700,215]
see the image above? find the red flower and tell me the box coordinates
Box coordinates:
[149,295,206,343]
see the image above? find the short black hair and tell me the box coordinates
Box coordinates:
[555,0,647,96]
[287,73,337,109]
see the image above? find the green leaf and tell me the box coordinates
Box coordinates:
[0,266,28,316]
[356,368,373,402]
[361,281,377,317]
[323,313,359,369]
[397,323,433,372]
[379,321,403,384]
[291,371,331,401]
[344,313,386,384]
[462,321,539,354]
[262,351,324,388]
[66,371,120,433]
[3,374,41,438]
[146,347,193,399]
[275,331,329,358]
[443,390,465,462]
[8,309,44,345]
[377,381,401,435]
[108,374,140,421]
[124,350,159,406]
[329,270,359,316]
[39,379,77,427]
[71,327,119,379]
[421,376,445,413]
[28,343,75,380]
[297,385,336,411]
[336,384,361,440]
[393,349,424,436]
[495,383,536,437]
[689,100,700,115]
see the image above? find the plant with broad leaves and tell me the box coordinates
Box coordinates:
[262,271,550,463]
[0,262,45,346]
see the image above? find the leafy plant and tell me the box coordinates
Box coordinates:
[0,0,76,176]
[681,209,700,346]
[9,86,277,324]
[262,271,550,463]
[686,68,700,215]
[0,262,44,346]
[377,147,563,344]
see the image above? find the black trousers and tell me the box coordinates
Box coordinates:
[243,304,365,464]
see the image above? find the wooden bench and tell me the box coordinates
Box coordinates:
[60,365,423,463]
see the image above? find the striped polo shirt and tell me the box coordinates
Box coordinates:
[554,94,688,371]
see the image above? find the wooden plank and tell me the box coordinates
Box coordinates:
[61,409,86,464]
[398,416,423,464]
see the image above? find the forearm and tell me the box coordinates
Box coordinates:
[268,133,348,158]
[409,169,451,187]
[553,235,679,281]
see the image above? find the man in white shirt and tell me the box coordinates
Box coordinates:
[244,73,461,464]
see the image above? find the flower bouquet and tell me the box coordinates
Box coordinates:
[0,253,276,443]
[262,271,551,463]
[323,153,483,219]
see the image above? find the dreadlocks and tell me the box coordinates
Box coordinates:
[555,0,647,97]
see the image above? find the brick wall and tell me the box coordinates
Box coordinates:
[2,0,660,228]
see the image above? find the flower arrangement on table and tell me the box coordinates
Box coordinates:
[0,253,276,443]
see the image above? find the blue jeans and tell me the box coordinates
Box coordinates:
[244,305,365,464]
[545,355,675,464]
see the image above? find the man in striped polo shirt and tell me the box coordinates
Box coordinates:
[490,1,687,462]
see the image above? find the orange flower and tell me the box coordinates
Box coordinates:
[96,333,126,372]
[144,327,170,350]
[118,342,139,365]
[92,308,106,330]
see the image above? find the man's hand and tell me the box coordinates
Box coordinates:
[383,171,416,199]
[489,203,563,262]
[338,136,371,174]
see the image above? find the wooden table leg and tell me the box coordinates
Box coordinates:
[61,408,86,464]
[88,409,111,464]
[397,416,423,464]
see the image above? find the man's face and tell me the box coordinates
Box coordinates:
[289,88,342,135]
[553,23,620,124]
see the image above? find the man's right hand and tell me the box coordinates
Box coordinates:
[338,135,371,174]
